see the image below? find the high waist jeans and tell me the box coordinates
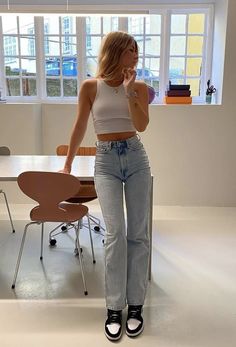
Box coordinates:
[94,135,151,310]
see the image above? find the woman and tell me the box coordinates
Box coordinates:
[61,31,151,341]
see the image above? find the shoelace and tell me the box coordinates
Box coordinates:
[107,310,121,324]
[128,306,142,320]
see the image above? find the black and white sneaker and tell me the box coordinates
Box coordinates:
[105,309,122,341]
[126,305,144,337]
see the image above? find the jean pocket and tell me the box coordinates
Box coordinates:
[95,143,112,154]
[128,140,143,151]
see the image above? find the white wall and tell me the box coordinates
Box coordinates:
[0,0,235,206]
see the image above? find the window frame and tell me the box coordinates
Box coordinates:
[0,4,214,104]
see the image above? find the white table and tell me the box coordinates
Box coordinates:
[0,155,153,279]
[0,155,95,181]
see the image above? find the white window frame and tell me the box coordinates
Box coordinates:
[0,4,214,104]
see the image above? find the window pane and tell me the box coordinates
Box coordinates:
[187,36,203,55]
[187,78,200,96]
[134,36,144,55]
[20,37,35,56]
[62,57,77,76]
[128,17,144,34]
[44,17,59,34]
[61,16,76,35]
[86,17,101,34]
[145,36,161,56]
[45,36,60,55]
[171,15,186,34]
[103,17,118,34]
[21,58,36,76]
[2,16,17,34]
[22,78,37,96]
[19,15,35,34]
[46,79,61,97]
[3,36,18,55]
[86,58,97,77]
[86,36,101,56]
[169,57,185,78]
[6,78,20,96]
[170,36,186,55]
[146,16,161,34]
[63,79,77,97]
[62,36,76,56]
[5,58,19,76]
[188,14,205,34]
[186,57,202,76]
[45,58,60,76]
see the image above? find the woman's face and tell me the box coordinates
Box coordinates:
[120,42,138,69]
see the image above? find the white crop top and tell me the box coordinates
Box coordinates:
[90,79,136,134]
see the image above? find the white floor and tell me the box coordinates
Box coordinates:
[0,204,236,347]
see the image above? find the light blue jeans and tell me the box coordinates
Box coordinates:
[94,135,151,310]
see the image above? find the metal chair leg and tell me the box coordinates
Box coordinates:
[1,190,15,233]
[75,223,88,295]
[40,223,44,260]
[86,214,96,264]
[12,221,40,289]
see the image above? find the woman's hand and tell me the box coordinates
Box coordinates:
[122,68,137,94]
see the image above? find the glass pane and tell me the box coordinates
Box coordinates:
[61,16,76,35]
[44,17,59,34]
[6,78,20,96]
[186,57,202,76]
[187,78,200,96]
[86,58,98,78]
[187,36,203,55]
[128,16,144,35]
[134,36,143,55]
[188,14,205,34]
[146,16,161,34]
[145,36,161,56]
[169,78,184,85]
[20,37,35,56]
[171,15,186,34]
[2,15,17,34]
[23,78,37,96]
[169,57,185,78]
[103,17,118,34]
[5,58,19,76]
[62,57,77,76]
[170,36,186,55]
[19,15,35,34]
[21,58,36,76]
[3,36,18,55]
[62,36,76,56]
[45,36,60,56]
[45,58,60,76]
[63,79,77,97]
[46,79,61,97]
[86,17,101,34]
[145,58,160,92]
[86,36,101,56]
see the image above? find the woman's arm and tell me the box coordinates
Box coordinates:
[62,80,94,173]
[123,69,149,132]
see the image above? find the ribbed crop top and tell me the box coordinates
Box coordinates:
[90,79,136,134]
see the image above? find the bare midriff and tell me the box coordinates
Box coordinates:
[97,131,136,141]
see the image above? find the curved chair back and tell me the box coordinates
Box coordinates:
[0,146,10,155]
[17,171,81,221]
[57,145,96,156]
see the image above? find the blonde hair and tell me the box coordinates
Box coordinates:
[96,31,137,81]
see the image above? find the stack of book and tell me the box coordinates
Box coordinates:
[164,82,192,104]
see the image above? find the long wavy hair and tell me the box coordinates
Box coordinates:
[96,31,138,81]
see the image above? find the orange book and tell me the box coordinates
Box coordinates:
[164,96,192,104]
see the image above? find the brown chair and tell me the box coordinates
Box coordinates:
[12,171,95,295]
[55,145,105,239]
[0,146,15,233]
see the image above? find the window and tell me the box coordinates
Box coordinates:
[0,6,213,103]
[2,15,37,97]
